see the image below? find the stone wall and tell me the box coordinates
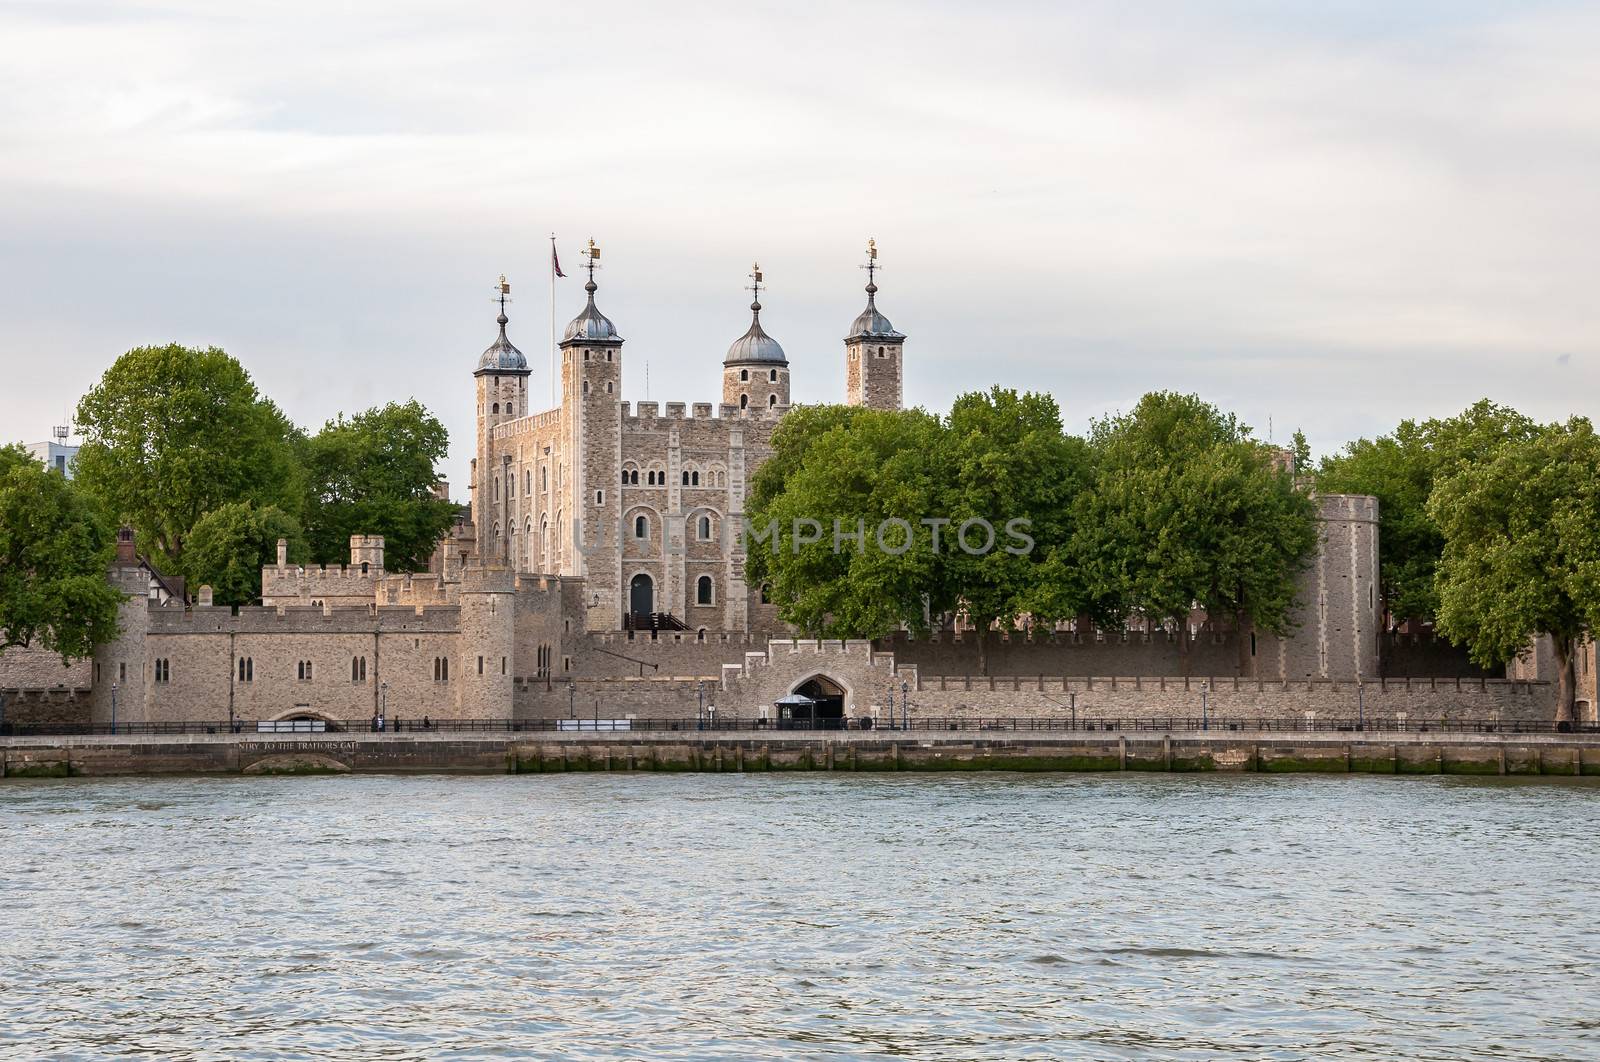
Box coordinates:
[0,643,91,689]
[1,688,91,727]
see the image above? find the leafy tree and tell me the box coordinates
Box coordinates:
[942,387,1091,674]
[0,445,122,662]
[1429,417,1600,724]
[1073,392,1317,675]
[183,502,305,607]
[72,344,301,572]
[1290,429,1312,474]
[300,401,456,571]
[1318,400,1537,625]
[746,406,951,638]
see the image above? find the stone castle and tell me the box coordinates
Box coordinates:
[0,245,1571,727]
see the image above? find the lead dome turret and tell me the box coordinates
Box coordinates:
[723,262,787,365]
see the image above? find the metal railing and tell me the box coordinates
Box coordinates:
[2,716,1596,738]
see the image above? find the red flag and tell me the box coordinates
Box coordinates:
[551,244,566,278]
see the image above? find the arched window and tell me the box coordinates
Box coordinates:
[769,368,777,382]
[878,345,886,357]
[697,628,706,642]
[541,466,548,491]
[696,575,714,605]
[492,402,499,414]
[759,583,771,604]
[494,477,500,502]
[698,515,711,540]
[583,380,590,395]
[691,471,700,486]
[635,514,648,539]
[769,394,777,408]
[361,562,369,574]
[507,402,515,416]
[681,470,690,486]
[352,657,367,682]
[739,393,749,409]
[606,381,614,394]
[238,657,253,682]
[631,469,639,484]
[622,471,629,485]
[740,368,749,382]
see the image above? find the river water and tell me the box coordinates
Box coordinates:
[1,773,1597,1060]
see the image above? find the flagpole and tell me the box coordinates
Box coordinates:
[549,233,558,409]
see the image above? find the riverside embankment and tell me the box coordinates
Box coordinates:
[4,730,1600,778]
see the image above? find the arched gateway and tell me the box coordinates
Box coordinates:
[786,674,848,728]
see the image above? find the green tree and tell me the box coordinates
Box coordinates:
[184,502,305,607]
[300,401,456,571]
[942,387,1091,674]
[1429,417,1600,724]
[1073,392,1317,675]
[746,406,951,638]
[73,344,301,572]
[1318,400,1537,625]
[0,445,122,662]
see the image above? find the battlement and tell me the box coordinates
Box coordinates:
[1316,492,1379,523]
[459,565,516,594]
[146,603,462,634]
[261,563,382,602]
[492,407,562,440]
[620,400,727,424]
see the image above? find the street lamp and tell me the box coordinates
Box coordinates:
[1201,681,1209,731]
[886,684,896,730]
[1070,690,1077,730]
[1357,681,1365,731]
[567,680,576,720]
[381,682,389,732]
[697,681,705,731]
[901,680,910,731]
[111,683,118,735]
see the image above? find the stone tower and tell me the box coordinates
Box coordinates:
[722,263,790,414]
[473,276,531,565]
[845,240,905,411]
[559,242,625,629]
[455,566,516,718]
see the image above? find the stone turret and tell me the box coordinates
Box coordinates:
[845,239,905,411]
[722,262,790,414]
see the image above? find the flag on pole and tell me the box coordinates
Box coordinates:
[551,243,566,278]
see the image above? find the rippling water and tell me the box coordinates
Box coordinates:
[2,773,1598,1060]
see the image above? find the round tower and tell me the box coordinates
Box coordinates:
[473,276,532,565]
[722,263,790,414]
[844,239,905,411]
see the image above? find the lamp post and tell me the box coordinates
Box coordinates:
[886,685,895,730]
[567,680,576,720]
[111,683,118,735]
[1070,690,1077,730]
[381,682,389,732]
[697,681,705,731]
[901,680,910,731]
[1357,681,1365,731]
[1201,681,1209,731]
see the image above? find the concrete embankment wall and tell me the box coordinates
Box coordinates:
[3,732,1599,778]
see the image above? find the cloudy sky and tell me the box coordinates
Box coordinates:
[3,0,1597,492]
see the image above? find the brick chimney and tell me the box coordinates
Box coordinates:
[115,525,136,567]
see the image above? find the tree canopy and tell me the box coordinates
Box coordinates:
[184,502,306,607]
[1429,417,1600,723]
[300,401,456,571]
[1318,400,1538,625]
[1071,392,1317,672]
[746,406,951,638]
[0,445,122,662]
[745,390,1314,675]
[72,344,301,572]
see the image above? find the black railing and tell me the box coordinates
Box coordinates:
[2,716,1597,738]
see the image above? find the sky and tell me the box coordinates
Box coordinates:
[2,0,1598,495]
